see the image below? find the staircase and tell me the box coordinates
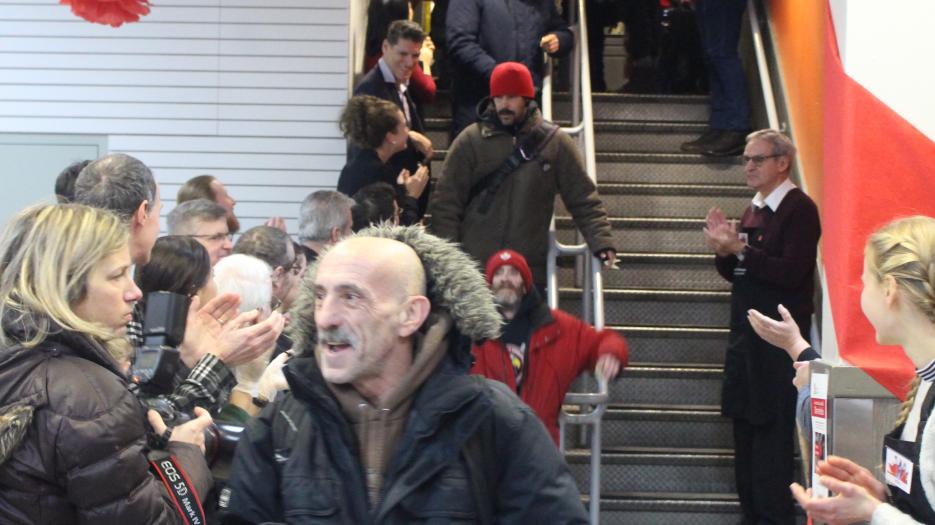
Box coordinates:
[554,92,748,525]
[425,89,760,523]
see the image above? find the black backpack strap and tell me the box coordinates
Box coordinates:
[467,120,560,215]
[462,376,497,525]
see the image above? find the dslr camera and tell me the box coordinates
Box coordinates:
[130,292,220,461]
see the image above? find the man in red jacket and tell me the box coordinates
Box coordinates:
[471,249,628,445]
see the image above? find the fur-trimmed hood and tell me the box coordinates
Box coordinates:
[287,224,502,357]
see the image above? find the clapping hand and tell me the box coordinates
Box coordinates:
[790,455,886,525]
[398,164,430,199]
[747,304,811,360]
[265,216,287,232]
[703,207,743,256]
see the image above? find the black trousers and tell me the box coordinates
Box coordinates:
[732,395,796,525]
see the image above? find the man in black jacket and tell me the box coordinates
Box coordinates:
[353,20,434,218]
[703,129,821,525]
[220,224,588,524]
[446,0,573,138]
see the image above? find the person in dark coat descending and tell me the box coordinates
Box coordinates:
[472,249,629,445]
[0,204,214,524]
[219,224,588,524]
[703,129,821,525]
[429,62,616,289]
[446,0,573,138]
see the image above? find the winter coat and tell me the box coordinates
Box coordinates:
[0,326,212,524]
[445,0,573,135]
[337,148,421,227]
[219,224,588,524]
[429,102,615,284]
[446,0,572,86]
[472,297,628,444]
[351,65,431,218]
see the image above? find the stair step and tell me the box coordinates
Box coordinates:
[564,405,732,449]
[555,93,710,123]
[425,118,709,154]
[430,151,748,188]
[422,91,711,122]
[559,287,730,328]
[594,120,708,154]
[557,260,728,291]
[596,152,745,185]
[616,325,729,365]
[556,216,715,255]
[565,447,735,494]
[583,493,742,525]
[611,364,724,406]
[555,182,751,218]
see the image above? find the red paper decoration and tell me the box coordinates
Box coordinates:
[60,0,151,28]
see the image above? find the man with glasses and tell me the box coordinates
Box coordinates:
[233,226,302,314]
[702,129,821,525]
[167,198,233,266]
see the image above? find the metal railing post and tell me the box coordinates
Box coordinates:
[542,2,606,522]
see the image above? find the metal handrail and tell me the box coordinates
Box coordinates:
[559,375,609,525]
[748,0,825,354]
[542,0,604,332]
[542,2,607,524]
[747,0,779,131]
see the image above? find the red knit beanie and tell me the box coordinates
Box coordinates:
[489,62,535,99]
[485,250,533,289]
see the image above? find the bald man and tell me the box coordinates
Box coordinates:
[221,225,588,524]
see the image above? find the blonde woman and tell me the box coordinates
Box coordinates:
[0,204,213,524]
[748,215,935,524]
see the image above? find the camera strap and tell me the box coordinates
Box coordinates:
[150,455,206,525]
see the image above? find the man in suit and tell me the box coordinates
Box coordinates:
[353,19,434,217]
[703,129,821,525]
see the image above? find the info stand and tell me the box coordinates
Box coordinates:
[807,360,900,499]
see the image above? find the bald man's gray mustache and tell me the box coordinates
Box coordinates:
[317,327,358,348]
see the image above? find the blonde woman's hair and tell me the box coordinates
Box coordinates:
[0,204,131,360]
[864,215,935,427]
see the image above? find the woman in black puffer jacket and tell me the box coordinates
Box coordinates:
[0,204,213,524]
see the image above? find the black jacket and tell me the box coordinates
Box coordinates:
[446,0,573,136]
[337,149,421,226]
[429,102,614,284]
[220,345,587,524]
[352,66,430,219]
[0,325,212,524]
[715,188,821,424]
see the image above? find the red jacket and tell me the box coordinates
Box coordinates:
[471,305,628,445]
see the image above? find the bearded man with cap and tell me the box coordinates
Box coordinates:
[430,62,617,293]
[472,249,628,445]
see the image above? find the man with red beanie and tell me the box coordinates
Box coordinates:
[430,61,617,293]
[471,249,628,445]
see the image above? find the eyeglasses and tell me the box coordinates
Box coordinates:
[276,257,306,278]
[290,263,306,277]
[189,232,233,243]
[741,154,782,167]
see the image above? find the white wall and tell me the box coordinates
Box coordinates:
[0,0,349,233]
[829,0,935,142]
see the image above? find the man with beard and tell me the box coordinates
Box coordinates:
[471,250,628,445]
[220,226,589,523]
[430,62,616,292]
